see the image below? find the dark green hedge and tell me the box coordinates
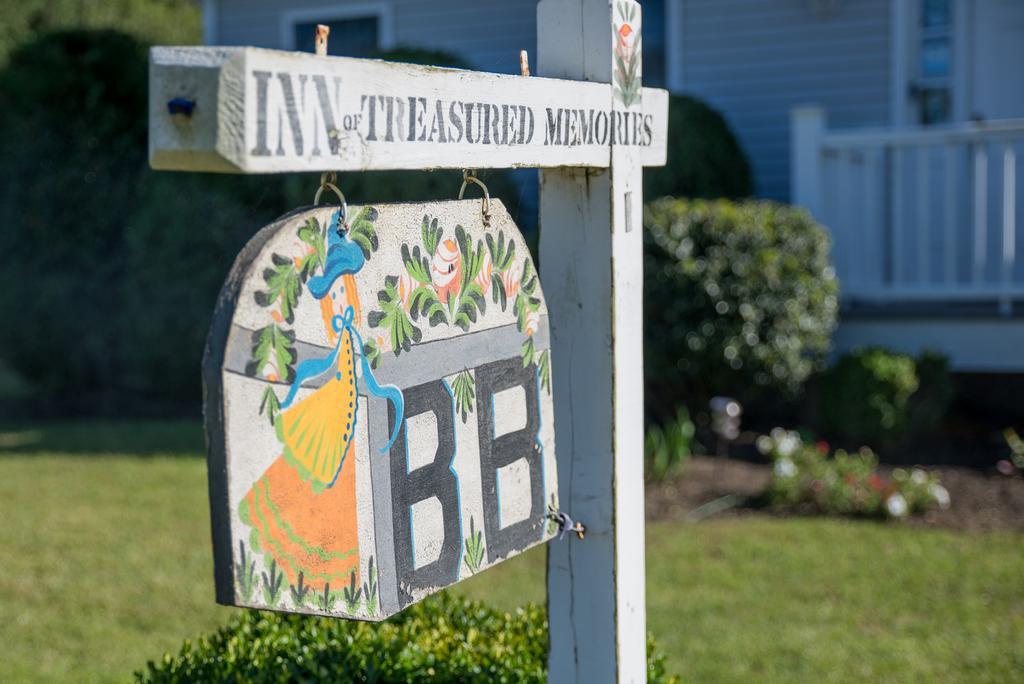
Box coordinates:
[644,94,753,201]
[816,348,953,446]
[0,30,280,410]
[137,594,678,683]
[0,32,519,413]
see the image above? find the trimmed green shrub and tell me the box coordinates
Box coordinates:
[643,94,753,201]
[909,350,955,434]
[645,407,696,482]
[136,594,679,683]
[643,198,839,418]
[817,348,953,445]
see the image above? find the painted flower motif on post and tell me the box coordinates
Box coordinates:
[613,1,642,108]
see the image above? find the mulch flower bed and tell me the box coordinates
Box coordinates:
[647,456,1024,533]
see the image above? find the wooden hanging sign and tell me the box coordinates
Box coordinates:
[204,198,558,620]
[149,46,668,173]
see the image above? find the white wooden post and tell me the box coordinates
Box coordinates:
[538,1,647,681]
[791,104,825,218]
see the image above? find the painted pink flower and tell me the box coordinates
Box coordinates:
[523,309,540,336]
[475,249,492,294]
[501,265,521,299]
[397,271,415,311]
[431,238,462,303]
[618,23,633,43]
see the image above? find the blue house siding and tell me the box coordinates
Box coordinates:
[215,0,538,76]
[210,0,892,204]
[673,0,892,201]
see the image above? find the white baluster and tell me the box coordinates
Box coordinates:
[891,146,904,285]
[837,149,851,289]
[944,144,956,285]
[863,148,879,292]
[974,143,989,284]
[917,146,930,284]
[1001,144,1016,316]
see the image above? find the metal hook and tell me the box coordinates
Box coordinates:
[547,510,586,541]
[314,171,347,231]
[459,169,491,224]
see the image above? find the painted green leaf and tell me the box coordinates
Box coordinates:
[348,206,380,260]
[256,254,302,322]
[538,349,552,394]
[463,516,486,575]
[521,259,537,295]
[362,556,378,617]
[363,339,381,370]
[451,370,476,423]
[246,324,296,382]
[422,215,442,256]
[296,217,326,281]
[462,282,486,317]
[343,570,362,612]
[402,244,431,284]
[486,231,516,272]
[491,273,508,310]
[369,280,422,355]
[408,285,447,326]
[259,385,282,425]
[521,336,536,368]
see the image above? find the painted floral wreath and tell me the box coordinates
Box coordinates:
[364,214,551,422]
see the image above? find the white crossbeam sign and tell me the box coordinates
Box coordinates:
[150,46,667,173]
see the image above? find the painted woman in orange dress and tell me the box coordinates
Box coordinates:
[240,210,403,606]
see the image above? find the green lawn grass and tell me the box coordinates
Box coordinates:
[1,422,1022,682]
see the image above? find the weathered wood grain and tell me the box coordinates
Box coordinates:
[539,0,647,682]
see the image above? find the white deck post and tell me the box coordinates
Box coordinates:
[791,104,825,218]
[538,1,647,681]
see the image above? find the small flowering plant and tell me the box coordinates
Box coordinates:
[998,428,1024,477]
[758,428,950,519]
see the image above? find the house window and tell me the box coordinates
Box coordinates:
[641,0,666,88]
[293,16,380,58]
[917,0,952,124]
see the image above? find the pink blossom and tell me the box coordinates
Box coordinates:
[397,271,415,311]
[431,239,462,303]
[475,249,492,294]
[501,265,521,298]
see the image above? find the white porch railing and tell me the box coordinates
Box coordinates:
[792,106,1024,315]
